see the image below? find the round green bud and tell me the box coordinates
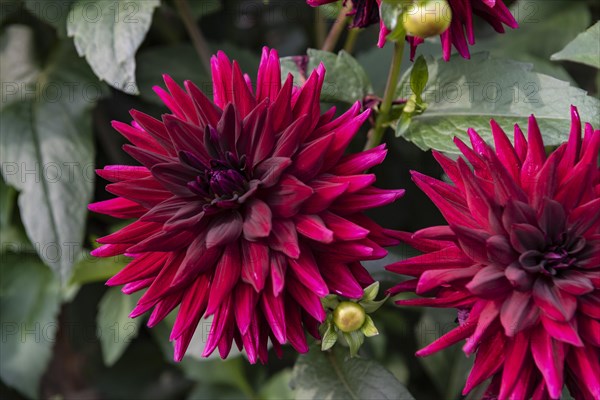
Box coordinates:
[404,0,452,38]
[333,301,366,333]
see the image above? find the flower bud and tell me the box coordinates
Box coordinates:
[333,301,366,333]
[404,0,452,38]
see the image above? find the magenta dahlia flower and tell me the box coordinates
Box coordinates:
[407,0,518,61]
[89,47,404,363]
[387,107,600,399]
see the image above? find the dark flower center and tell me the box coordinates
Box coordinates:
[182,126,250,207]
[519,232,586,276]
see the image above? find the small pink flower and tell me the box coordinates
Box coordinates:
[388,107,600,399]
[89,47,404,363]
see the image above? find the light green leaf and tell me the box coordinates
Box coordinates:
[23,0,76,36]
[552,21,600,69]
[259,369,295,400]
[0,30,104,283]
[67,0,160,94]
[68,254,127,286]
[281,49,372,104]
[0,25,40,110]
[97,287,143,366]
[395,53,600,154]
[472,1,591,81]
[0,254,61,399]
[291,346,415,400]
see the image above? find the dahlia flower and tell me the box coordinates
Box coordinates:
[388,107,600,399]
[307,0,517,61]
[89,47,404,363]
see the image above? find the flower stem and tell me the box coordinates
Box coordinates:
[364,40,406,150]
[174,0,212,73]
[343,28,360,53]
[321,4,350,52]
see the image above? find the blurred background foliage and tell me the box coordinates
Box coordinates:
[0,0,598,399]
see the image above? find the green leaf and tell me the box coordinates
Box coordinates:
[0,30,104,283]
[68,254,127,286]
[137,42,260,104]
[151,312,243,363]
[291,346,415,400]
[471,0,591,81]
[415,309,473,400]
[23,0,76,36]
[281,49,372,104]
[258,369,295,400]
[410,55,428,101]
[0,254,61,399]
[0,25,40,110]
[189,0,221,19]
[552,21,600,69]
[176,355,254,398]
[395,52,600,154]
[97,287,143,366]
[67,0,160,94]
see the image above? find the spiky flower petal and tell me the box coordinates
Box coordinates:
[388,106,600,399]
[89,47,404,363]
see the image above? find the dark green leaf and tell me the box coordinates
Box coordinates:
[189,0,221,19]
[291,346,415,400]
[137,42,260,105]
[0,254,61,399]
[415,309,473,400]
[67,0,160,94]
[23,0,76,36]
[551,21,600,69]
[395,53,600,154]
[97,287,143,366]
[0,30,105,283]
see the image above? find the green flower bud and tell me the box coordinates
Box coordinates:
[404,0,452,38]
[333,301,366,333]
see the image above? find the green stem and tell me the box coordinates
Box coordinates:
[343,28,360,53]
[173,0,212,73]
[364,40,406,150]
[321,4,349,52]
[314,7,327,48]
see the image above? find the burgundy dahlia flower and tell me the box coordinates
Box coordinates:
[89,47,404,363]
[387,107,600,399]
[407,0,518,61]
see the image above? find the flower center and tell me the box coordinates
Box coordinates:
[519,233,586,276]
[182,126,250,208]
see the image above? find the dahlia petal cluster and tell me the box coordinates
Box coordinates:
[307,0,518,60]
[388,107,600,399]
[89,47,404,363]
